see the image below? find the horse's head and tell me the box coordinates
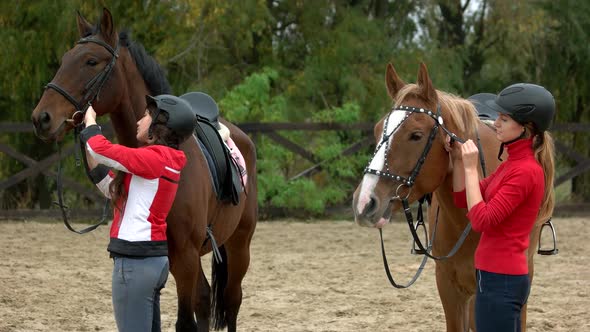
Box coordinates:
[353,63,473,228]
[31,8,124,141]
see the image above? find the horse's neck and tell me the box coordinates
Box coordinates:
[434,174,460,212]
[109,110,139,147]
[109,50,151,147]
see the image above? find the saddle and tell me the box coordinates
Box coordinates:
[180,92,243,205]
[468,93,500,121]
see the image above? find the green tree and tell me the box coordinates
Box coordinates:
[0,1,83,208]
[535,0,590,201]
[0,1,193,209]
[3,1,588,215]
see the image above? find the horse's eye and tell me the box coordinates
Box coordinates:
[86,59,98,66]
[410,132,423,141]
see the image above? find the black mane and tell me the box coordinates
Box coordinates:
[118,31,172,95]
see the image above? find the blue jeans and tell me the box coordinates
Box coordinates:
[112,256,169,332]
[475,269,530,332]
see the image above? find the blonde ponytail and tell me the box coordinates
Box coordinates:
[533,131,555,224]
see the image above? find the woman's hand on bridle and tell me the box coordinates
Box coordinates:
[445,134,463,161]
[84,106,97,126]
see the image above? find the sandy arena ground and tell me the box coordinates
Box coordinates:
[0,217,588,332]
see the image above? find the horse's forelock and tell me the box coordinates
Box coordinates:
[394,84,479,138]
[392,84,419,109]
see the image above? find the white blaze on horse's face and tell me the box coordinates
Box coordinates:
[355,111,408,219]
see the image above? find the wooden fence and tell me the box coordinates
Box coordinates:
[1,121,589,219]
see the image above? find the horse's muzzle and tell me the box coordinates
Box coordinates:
[32,111,53,134]
[353,194,383,227]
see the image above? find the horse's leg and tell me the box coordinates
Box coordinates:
[468,295,476,331]
[170,245,201,332]
[194,263,211,331]
[520,263,535,332]
[521,303,528,332]
[435,263,472,332]
[521,231,540,332]
[216,124,256,331]
[221,213,255,332]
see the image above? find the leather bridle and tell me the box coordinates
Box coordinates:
[364,104,464,186]
[365,104,482,288]
[46,36,119,234]
[45,36,119,126]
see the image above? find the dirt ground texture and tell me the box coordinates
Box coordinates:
[0,217,588,332]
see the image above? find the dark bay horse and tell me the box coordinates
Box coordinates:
[30,8,257,332]
[352,63,544,331]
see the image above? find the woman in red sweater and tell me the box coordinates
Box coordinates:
[448,83,556,332]
[81,95,197,332]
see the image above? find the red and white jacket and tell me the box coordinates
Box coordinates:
[81,125,187,257]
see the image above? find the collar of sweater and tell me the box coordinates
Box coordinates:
[506,137,534,161]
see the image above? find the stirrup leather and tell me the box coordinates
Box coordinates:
[411,195,430,255]
[411,218,429,255]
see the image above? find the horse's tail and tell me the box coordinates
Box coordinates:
[211,245,228,330]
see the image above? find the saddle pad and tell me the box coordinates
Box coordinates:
[193,118,243,205]
[226,137,247,187]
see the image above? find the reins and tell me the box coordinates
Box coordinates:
[54,138,111,234]
[378,195,431,288]
[366,104,487,287]
[48,36,119,234]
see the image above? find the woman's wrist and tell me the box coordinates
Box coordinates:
[452,157,463,164]
[464,167,478,177]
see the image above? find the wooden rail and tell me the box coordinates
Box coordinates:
[1,121,589,219]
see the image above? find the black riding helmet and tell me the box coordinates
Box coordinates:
[483,83,556,133]
[468,93,500,121]
[145,94,197,139]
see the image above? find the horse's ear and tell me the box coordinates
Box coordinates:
[99,8,116,46]
[416,62,437,102]
[76,11,93,38]
[385,63,406,100]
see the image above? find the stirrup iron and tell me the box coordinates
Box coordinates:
[538,218,558,255]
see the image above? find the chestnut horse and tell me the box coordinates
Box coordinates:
[30,8,257,332]
[352,63,544,331]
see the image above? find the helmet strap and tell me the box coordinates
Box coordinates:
[497,129,526,161]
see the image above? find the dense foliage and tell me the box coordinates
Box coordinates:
[1,0,588,216]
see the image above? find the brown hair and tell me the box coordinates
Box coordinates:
[524,123,555,224]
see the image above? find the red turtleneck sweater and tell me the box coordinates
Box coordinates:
[453,138,545,275]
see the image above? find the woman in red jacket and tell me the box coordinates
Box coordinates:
[448,83,556,332]
[81,95,197,332]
